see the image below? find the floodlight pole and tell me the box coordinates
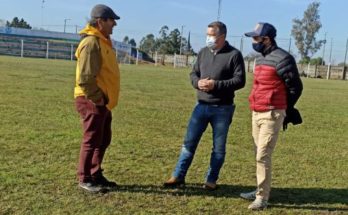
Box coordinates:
[329,38,333,64]
[240,36,244,53]
[217,0,222,21]
[41,0,45,28]
[343,38,348,80]
[321,32,327,65]
[180,25,184,55]
[344,38,348,67]
[64,18,71,33]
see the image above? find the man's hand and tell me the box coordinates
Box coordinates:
[198,78,215,92]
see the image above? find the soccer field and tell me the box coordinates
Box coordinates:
[0,56,347,214]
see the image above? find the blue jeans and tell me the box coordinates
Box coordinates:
[172,103,235,183]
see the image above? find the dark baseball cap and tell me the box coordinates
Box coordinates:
[245,22,276,38]
[91,4,120,20]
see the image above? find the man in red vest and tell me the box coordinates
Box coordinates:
[240,23,303,210]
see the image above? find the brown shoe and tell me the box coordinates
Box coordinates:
[203,182,217,190]
[163,177,185,188]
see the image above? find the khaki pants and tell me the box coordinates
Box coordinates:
[252,109,285,200]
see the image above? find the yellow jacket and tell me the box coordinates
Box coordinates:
[74,24,120,110]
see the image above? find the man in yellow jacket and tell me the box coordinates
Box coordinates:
[74,4,120,193]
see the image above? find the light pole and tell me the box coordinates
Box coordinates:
[41,0,45,28]
[180,25,185,55]
[329,37,333,64]
[217,0,222,21]
[321,32,327,65]
[64,18,71,33]
[344,38,348,67]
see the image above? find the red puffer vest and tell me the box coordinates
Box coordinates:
[249,65,287,111]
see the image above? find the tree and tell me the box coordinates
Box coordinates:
[156,25,170,54]
[167,28,181,54]
[299,56,324,65]
[139,34,156,54]
[6,17,32,29]
[158,25,169,40]
[310,57,324,65]
[139,25,191,55]
[128,39,137,47]
[122,36,129,44]
[184,31,195,55]
[291,2,323,62]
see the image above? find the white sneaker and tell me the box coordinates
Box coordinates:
[240,190,257,200]
[78,182,104,193]
[248,198,268,210]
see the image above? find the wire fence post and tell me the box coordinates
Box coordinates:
[155,51,158,66]
[136,49,139,65]
[70,44,73,61]
[253,58,256,73]
[326,64,331,80]
[46,41,49,59]
[306,62,311,77]
[174,53,177,68]
[20,40,24,58]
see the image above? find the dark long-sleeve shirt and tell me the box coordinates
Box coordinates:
[190,41,246,105]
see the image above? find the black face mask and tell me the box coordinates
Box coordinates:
[252,41,266,53]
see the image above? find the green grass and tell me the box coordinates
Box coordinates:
[0,55,347,214]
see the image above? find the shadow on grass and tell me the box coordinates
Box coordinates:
[109,184,348,211]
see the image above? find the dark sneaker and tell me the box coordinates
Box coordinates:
[93,175,118,189]
[78,181,104,193]
[163,177,185,188]
[203,182,217,191]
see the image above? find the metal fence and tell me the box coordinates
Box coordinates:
[0,34,77,60]
[245,59,347,80]
[0,33,132,63]
[1,33,347,80]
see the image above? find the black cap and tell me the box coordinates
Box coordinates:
[245,22,276,38]
[91,4,120,20]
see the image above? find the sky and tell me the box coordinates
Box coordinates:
[0,0,347,63]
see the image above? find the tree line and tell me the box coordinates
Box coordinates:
[5,17,32,29]
[137,25,194,55]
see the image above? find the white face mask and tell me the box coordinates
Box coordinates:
[206,36,217,49]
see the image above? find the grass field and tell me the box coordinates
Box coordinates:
[0,55,347,214]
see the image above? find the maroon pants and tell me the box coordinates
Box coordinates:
[75,96,112,182]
